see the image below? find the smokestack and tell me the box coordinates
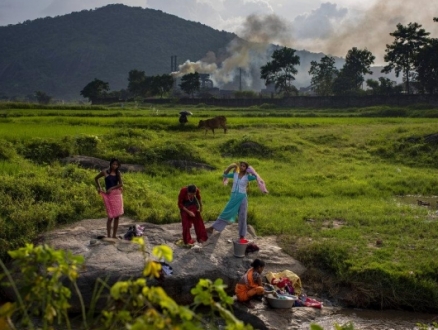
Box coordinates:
[171,55,178,72]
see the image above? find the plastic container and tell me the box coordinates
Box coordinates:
[233,239,249,257]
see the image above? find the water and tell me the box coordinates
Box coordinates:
[395,195,438,212]
[305,308,438,330]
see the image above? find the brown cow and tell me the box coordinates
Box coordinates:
[198,116,227,135]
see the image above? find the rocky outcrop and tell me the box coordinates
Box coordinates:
[31,218,336,329]
[61,155,144,172]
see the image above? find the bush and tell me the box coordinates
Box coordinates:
[0,140,17,160]
[75,135,100,155]
[20,138,71,164]
[220,138,273,158]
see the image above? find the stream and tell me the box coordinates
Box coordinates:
[299,196,438,329]
[301,308,438,330]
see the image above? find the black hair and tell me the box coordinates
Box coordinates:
[110,158,121,168]
[187,184,197,193]
[251,258,265,269]
[240,161,249,168]
[109,158,121,181]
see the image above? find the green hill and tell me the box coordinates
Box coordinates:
[0,4,236,100]
[0,4,402,101]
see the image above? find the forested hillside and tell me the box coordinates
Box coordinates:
[0,4,236,100]
[0,4,401,101]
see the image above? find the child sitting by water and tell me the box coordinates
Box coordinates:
[235,259,266,308]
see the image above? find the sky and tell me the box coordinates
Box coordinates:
[0,0,437,66]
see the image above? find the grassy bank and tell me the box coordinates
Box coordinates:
[1,104,438,312]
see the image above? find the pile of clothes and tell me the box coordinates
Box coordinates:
[123,225,145,240]
[266,270,302,295]
[265,270,323,309]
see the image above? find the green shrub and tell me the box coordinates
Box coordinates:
[75,135,100,155]
[0,140,17,160]
[20,138,71,164]
[220,137,273,158]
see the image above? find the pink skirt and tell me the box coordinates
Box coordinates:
[100,189,124,218]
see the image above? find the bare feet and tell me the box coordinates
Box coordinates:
[206,227,214,236]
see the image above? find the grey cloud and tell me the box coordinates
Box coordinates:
[221,0,274,19]
[0,0,146,26]
[0,0,52,25]
[293,2,348,39]
[146,0,274,32]
[146,0,221,24]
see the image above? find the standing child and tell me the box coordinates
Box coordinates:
[206,161,257,240]
[95,158,124,238]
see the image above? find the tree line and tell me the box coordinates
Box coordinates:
[278,20,438,97]
[77,19,438,103]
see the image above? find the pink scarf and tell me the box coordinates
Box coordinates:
[247,166,268,194]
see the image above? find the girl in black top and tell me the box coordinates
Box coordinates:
[95,158,124,238]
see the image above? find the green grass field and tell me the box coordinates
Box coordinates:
[1,103,438,311]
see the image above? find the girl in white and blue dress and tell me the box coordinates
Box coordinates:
[207,161,257,239]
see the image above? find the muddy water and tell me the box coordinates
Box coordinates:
[395,195,438,212]
[301,308,438,330]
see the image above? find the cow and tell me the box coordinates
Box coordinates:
[198,116,227,135]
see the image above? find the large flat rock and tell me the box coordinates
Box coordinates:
[37,218,334,329]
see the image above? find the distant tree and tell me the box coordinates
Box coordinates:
[128,70,152,97]
[80,78,109,102]
[151,74,174,98]
[260,47,300,96]
[35,91,52,104]
[382,23,430,94]
[179,72,200,98]
[414,38,438,94]
[333,47,375,95]
[366,77,401,95]
[308,55,339,96]
[366,79,380,95]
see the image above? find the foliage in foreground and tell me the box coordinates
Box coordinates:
[0,241,252,330]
